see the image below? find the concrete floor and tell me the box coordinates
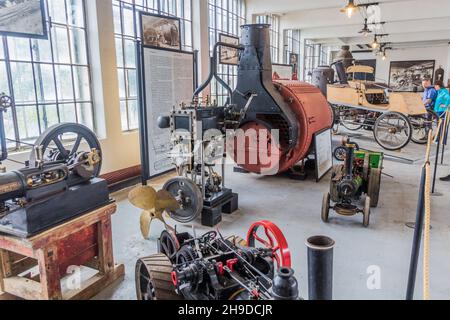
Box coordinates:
[95,129,450,300]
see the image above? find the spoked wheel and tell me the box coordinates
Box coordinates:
[163,177,203,223]
[322,193,331,223]
[340,108,365,131]
[363,196,371,228]
[373,112,412,151]
[410,110,439,144]
[246,221,291,269]
[159,230,180,263]
[29,123,102,176]
[333,146,347,162]
[135,254,180,300]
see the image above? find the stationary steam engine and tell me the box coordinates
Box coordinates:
[0,93,110,237]
[158,24,333,227]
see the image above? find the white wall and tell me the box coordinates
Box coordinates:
[352,45,450,84]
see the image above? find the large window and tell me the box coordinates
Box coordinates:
[255,14,280,63]
[303,39,332,83]
[113,0,193,131]
[284,29,300,74]
[208,0,246,105]
[0,0,93,150]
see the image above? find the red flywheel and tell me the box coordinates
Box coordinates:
[246,221,291,269]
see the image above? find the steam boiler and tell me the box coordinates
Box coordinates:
[0,94,111,237]
[230,24,333,174]
[157,24,333,227]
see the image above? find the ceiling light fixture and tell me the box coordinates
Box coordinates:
[371,36,379,49]
[359,18,372,37]
[340,0,359,18]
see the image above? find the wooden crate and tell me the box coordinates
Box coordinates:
[0,203,124,300]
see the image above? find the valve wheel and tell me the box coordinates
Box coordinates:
[246,220,291,269]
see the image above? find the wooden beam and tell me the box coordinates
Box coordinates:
[3,277,42,300]
[63,264,125,300]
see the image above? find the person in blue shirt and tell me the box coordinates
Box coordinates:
[422,78,437,110]
[434,81,449,117]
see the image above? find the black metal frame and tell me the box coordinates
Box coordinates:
[0,0,48,40]
[139,11,182,53]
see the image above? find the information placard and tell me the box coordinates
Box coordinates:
[314,128,333,182]
[142,48,194,178]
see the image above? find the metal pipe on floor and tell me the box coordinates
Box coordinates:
[306,235,335,300]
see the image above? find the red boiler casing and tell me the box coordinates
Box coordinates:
[236,80,333,175]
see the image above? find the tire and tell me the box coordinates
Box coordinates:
[322,193,331,223]
[363,196,371,227]
[373,112,412,151]
[333,146,347,162]
[367,168,381,208]
[135,254,181,300]
[410,110,439,144]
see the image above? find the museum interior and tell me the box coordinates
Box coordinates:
[0,0,449,302]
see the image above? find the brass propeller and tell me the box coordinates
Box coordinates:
[128,185,180,239]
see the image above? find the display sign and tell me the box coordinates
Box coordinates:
[0,0,47,39]
[141,48,194,178]
[272,63,294,80]
[314,128,333,182]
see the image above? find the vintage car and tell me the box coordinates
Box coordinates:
[327,65,433,151]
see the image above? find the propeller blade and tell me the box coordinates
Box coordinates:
[128,185,157,211]
[140,210,153,240]
[156,189,180,212]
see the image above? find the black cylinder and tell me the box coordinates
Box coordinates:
[239,24,272,73]
[306,235,335,300]
[272,267,299,300]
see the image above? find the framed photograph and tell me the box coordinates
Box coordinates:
[289,53,298,66]
[0,0,47,39]
[389,60,435,92]
[219,33,239,65]
[140,12,181,52]
[314,128,333,182]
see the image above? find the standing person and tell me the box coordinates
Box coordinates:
[434,81,449,117]
[422,78,437,110]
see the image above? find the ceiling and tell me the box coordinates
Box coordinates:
[246,0,450,49]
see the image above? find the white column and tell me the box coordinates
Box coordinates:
[192,0,211,96]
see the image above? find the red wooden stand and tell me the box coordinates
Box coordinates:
[0,203,124,300]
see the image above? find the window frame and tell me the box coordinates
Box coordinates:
[113,0,193,132]
[0,0,94,151]
[208,0,246,105]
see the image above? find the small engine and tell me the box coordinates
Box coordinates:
[135,221,299,300]
[322,138,383,227]
[0,93,111,237]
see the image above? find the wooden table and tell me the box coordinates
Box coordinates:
[0,202,124,300]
